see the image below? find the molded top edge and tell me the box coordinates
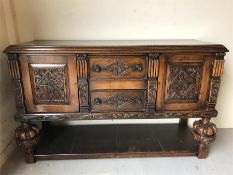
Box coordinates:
[4,39,229,53]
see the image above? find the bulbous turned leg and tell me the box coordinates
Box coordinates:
[192,117,217,159]
[15,122,40,163]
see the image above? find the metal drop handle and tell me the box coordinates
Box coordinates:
[135,64,142,71]
[94,98,102,104]
[92,65,101,72]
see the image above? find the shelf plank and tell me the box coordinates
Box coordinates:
[34,124,197,160]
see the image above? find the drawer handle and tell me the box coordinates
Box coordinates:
[94,98,102,104]
[135,64,143,71]
[92,65,101,72]
[135,98,142,104]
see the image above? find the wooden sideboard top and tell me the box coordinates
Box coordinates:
[4,39,228,53]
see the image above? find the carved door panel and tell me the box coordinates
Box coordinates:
[20,55,79,112]
[157,54,211,111]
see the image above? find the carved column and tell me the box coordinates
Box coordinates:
[193,52,225,158]
[77,54,89,112]
[15,122,40,163]
[7,54,25,113]
[147,53,159,112]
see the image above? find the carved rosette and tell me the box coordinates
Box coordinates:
[77,54,89,112]
[15,122,40,153]
[193,119,217,145]
[147,53,159,111]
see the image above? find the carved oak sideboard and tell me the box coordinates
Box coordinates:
[4,40,228,163]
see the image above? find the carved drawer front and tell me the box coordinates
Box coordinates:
[89,56,146,79]
[20,55,79,112]
[91,90,146,112]
[157,54,211,111]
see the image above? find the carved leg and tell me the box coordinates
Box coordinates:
[192,117,217,159]
[179,118,188,127]
[15,122,40,163]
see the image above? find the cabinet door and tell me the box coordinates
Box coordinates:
[20,55,79,112]
[157,54,211,111]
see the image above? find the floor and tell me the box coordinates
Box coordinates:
[0,129,233,175]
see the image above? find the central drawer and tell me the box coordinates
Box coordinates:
[89,55,147,112]
[91,90,146,112]
[89,55,146,79]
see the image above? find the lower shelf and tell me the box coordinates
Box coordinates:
[34,124,198,161]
